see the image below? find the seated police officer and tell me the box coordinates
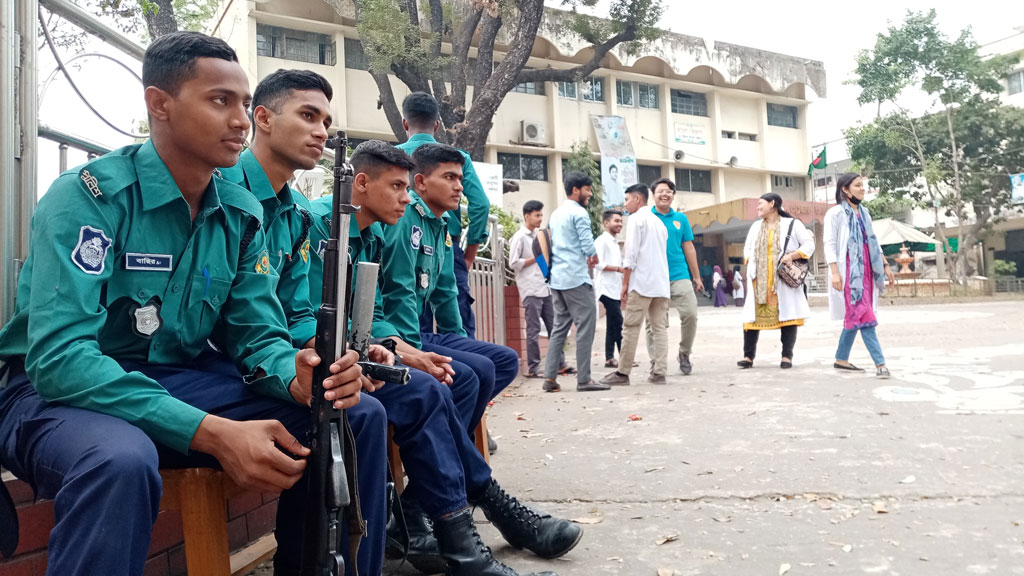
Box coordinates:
[218,68,391,576]
[308,141,583,576]
[0,33,371,576]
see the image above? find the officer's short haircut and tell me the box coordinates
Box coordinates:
[563,171,592,196]
[625,183,649,202]
[651,177,676,193]
[351,140,414,179]
[522,200,544,216]
[412,143,464,178]
[402,92,440,130]
[602,209,622,222]
[142,31,238,95]
[252,69,334,114]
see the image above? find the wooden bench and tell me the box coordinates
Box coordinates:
[388,415,490,493]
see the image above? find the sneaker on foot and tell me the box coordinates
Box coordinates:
[577,379,611,392]
[648,373,666,384]
[599,371,630,386]
[679,354,692,375]
[542,379,561,393]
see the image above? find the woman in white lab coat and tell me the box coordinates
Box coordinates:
[824,173,895,379]
[738,193,816,369]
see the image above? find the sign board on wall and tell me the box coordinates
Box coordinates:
[591,115,637,207]
[1012,173,1024,205]
[473,161,504,207]
[674,121,706,145]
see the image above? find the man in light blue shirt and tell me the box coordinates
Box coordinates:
[542,172,610,393]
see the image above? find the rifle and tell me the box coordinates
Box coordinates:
[300,132,409,576]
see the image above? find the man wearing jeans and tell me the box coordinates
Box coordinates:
[508,200,565,377]
[648,177,704,375]
[594,210,624,367]
[602,184,671,385]
[542,172,610,393]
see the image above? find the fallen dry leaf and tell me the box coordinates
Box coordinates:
[657,570,675,576]
[628,414,642,421]
[656,533,679,546]
[872,501,888,514]
[779,563,792,575]
[900,475,916,484]
[711,516,732,523]
[842,544,853,553]
[645,466,665,473]
[570,517,603,525]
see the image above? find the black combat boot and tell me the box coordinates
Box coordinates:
[433,508,556,576]
[385,492,446,574]
[468,478,583,559]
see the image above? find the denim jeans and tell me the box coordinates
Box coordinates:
[836,326,886,366]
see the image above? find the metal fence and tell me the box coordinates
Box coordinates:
[994,277,1024,293]
[467,216,506,346]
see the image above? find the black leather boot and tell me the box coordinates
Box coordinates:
[469,478,583,559]
[433,508,556,576]
[385,492,446,574]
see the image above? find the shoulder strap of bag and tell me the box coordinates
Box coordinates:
[779,219,796,266]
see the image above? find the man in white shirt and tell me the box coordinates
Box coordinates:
[508,200,565,377]
[600,184,671,385]
[594,210,625,368]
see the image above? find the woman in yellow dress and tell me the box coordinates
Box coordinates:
[737,193,816,369]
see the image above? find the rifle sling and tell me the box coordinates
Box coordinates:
[342,410,365,573]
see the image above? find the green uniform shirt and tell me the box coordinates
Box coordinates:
[0,141,298,454]
[220,150,317,347]
[307,197,396,339]
[379,192,464,347]
[396,133,490,246]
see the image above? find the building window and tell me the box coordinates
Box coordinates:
[722,131,736,139]
[498,153,548,181]
[637,83,659,109]
[557,81,577,99]
[772,174,805,190]
[256,25,336,66]
[814,176,834,188]
[674,168,712,193]
[1009,70,1024,95]
[581,76,605,102]
[343,37,368,70]
[738,132,758,142]
[638,164,663,186]
[616,80,635,107]
[767,103,798,128]
[670,90,707,117]
[512,79,545,95]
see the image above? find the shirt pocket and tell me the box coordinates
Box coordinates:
[187,273,232,340]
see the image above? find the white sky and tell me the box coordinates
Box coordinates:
[35,0,1023,186]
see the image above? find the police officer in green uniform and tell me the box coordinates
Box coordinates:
[309,140,581,576]
[218,69,391,576]
[0,33,372,576]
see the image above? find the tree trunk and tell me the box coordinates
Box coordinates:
[370,71,408,143]
[143,0,178,38]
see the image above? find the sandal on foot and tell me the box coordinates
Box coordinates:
[833,362,864,372]
[737,359,753,369]
[558,366,578,375]
[604,359,618,368]
[525,371,542,379]
[780,360,793,369]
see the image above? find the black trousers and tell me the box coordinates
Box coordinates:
[743,325,798,360]
[599,294,623,360]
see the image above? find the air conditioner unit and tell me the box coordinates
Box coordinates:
[521,120,546,145]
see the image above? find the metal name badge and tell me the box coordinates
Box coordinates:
[133,303,162,337]
[419,270,430,290]
[80,170,102,198]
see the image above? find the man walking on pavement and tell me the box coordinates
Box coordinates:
[508,200,566,378]
[647,178,704,375]
[542,172,610,393]
[601,184,671,385]
[397,92,490,339]
[594,210,625,368]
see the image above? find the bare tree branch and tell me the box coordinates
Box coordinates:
[370,70,408,143]
[450,5,483,123]
[473,12,502,103]
[425,0,453,131]
[518,28,635,84]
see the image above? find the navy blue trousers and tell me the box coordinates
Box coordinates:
[0,354,387,576]
[420,333,519,432]
[369,367,491,518]
[419,242,476,339]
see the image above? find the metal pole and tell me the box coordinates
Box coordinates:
[58,143,68,173]
[39,0,145,61]
[18,0,38,286]
[1,0,21,324]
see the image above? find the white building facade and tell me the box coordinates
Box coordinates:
[215,0,825,218]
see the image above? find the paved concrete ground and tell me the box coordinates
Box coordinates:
[257,299,1024,576]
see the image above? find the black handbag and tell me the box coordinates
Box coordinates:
[776,220,809,288]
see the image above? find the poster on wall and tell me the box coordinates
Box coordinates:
[1012,173,1024,205]
[591,115,637,207]
[673,121,706,145]
[472,161,504,207]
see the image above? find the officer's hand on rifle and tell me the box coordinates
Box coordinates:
[191,415,310,493]
[394,341,454,385]
[292,348,365,410]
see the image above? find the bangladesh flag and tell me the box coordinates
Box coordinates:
[807,147,827,177]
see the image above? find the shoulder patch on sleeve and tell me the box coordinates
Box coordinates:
[255,250,271,274]
[73,152,137,202]
[71,225,112,275]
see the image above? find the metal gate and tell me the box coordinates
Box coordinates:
[467,216,506,346]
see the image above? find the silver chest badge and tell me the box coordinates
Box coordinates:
[134,304,162,337]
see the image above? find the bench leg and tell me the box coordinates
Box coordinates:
[176,469,232,576]
[473,414,490,465]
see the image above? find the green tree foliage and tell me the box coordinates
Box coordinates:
[992,259,1018,277]
[847,9,1023,281]
[352,0,664,160]
[43,0,219,47]
[564,140,604,238]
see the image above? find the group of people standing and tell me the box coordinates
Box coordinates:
[510,171,898,388]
